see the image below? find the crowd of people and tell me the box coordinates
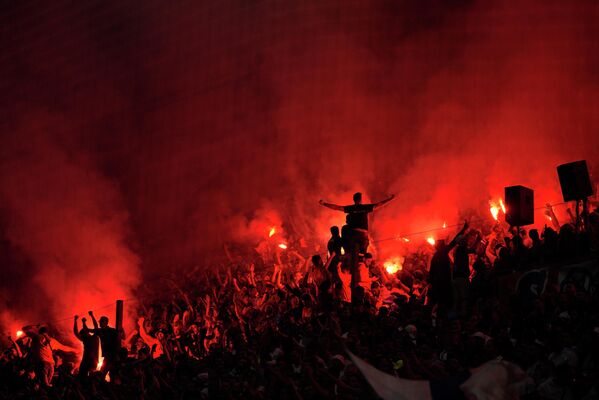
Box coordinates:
[1,193,599,399]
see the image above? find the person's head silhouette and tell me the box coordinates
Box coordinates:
[435,239,446,252]
[330,226,340,236]
[353,192,362,205]
[99,316,109,328]
[311,255,323,268]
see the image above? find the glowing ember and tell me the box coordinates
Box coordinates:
[403,237,410,242]
[16,330,24,338]
[340,247,345,255]
[278,243,287,249]
[426,237,436,246]
[97,356,104,371]
[442,221,447,229]
[268,227,276,237]
[384,257,403,274]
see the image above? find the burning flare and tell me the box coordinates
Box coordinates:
[268,227,276,237]
[384,257,403,274]
[16,330,24,338]
[489,198,506,221]
[97,356,104,371]
[278,243,287,249]
[426,237,436,246]
[490,205,499,221]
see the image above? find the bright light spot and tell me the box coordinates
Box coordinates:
[340,247,345,255]
[278,243,287,249]
[268,227,276,237]
[442,221,447,229]
[403,237,410,242]
[426,237,436,246]
[384,257,403,274]
[97,356,104,371]
[16,330,24,338]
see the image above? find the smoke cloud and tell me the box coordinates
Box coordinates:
[0,0,597,333]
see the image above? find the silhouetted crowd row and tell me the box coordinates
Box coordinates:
[1,205,599,399]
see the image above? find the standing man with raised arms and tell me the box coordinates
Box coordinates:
[319,192,395,295]
[319,192,395,254]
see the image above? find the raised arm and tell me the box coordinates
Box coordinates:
[82,317,91,331]
[324,252,335,272]
[249,263,257,286]
[545,203,560,230]
[448,221,469,250]
[89,311,99,330]
[73,316,82,341]
[137,317,157,348]
[319,199,345,212]
[373,194,396,210]
[8,335,23,358]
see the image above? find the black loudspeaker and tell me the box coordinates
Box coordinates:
[505,185,534,226]
[557,160,593,201]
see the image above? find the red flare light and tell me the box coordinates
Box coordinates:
[384,257,403,274]
[442,221,447,229]
[97,356,104,371]
[16,330,24,338]
[268,227,276,237]
[490,205,499,221]
[278,243,287,249]
[489,198,506,221]
[426,237,435,246]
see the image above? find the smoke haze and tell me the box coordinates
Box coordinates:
[1,0,597,332]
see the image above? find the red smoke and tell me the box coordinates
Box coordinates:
[1,0,598,334]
